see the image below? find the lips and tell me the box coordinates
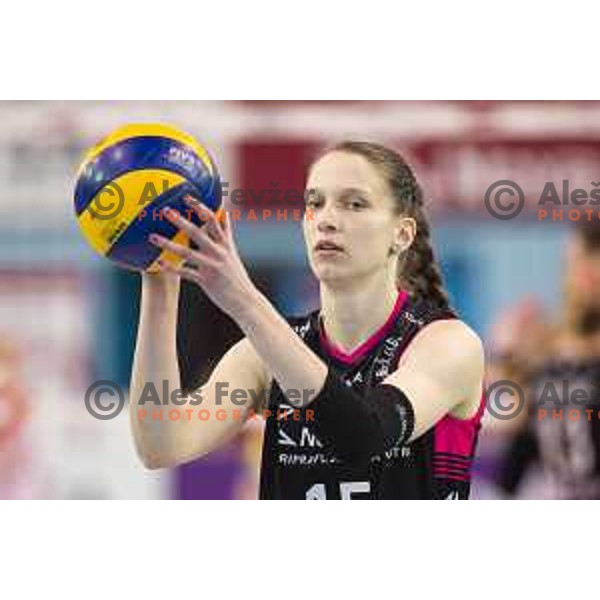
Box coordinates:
[314,240,345,252]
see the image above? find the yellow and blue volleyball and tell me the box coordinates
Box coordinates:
[74,123,222,272]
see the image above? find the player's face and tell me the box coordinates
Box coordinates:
[565,235,600,329]
[303,151,409,287]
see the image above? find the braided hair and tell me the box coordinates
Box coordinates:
[323,141,454,314]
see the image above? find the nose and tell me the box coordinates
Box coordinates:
[315,202,339,233]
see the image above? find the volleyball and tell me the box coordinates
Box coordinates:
[74,123,222,272]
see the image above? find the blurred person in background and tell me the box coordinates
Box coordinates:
[489,221,600,498]
[130,141,485,500]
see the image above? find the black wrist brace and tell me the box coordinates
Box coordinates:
[310,369,415,464]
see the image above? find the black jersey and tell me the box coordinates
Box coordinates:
[529,358,600,498]
[258,291,485,500]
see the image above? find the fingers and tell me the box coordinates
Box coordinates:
[149,224,223,277]
[148,232,198,261]
[155,258,199,283]
[220,206,235,244]
[148,197,235,270]
[183,195,226,244]
[156,254,223,289]
[156,206,222,259]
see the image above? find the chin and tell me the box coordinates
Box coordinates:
[312,264,350,285]
[314,265,374,290]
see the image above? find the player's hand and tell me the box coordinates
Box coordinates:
[147,195,261,318]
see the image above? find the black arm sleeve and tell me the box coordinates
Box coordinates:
[310,369,415,464]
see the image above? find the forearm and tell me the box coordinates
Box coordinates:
[235,293,328,402]
[234,294,414,463]
[129,274,182,464]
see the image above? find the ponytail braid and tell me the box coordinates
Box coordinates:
[398,204,454,314]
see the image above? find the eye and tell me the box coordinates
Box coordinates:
[305,191,323,209]
[346,196,367,210]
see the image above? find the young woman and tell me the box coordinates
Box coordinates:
[130,141,485,500]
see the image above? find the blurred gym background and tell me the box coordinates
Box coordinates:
[0,100,596,499]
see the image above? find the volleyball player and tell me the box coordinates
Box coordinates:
[130,141,485,500]
[490,222,600,499]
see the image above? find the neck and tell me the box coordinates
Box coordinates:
[319,270,401,353]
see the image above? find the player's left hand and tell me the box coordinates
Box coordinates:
[148,195,261,318]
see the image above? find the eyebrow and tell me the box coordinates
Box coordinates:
[305,186,371,197]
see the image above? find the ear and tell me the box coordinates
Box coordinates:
[395,217,417,252]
